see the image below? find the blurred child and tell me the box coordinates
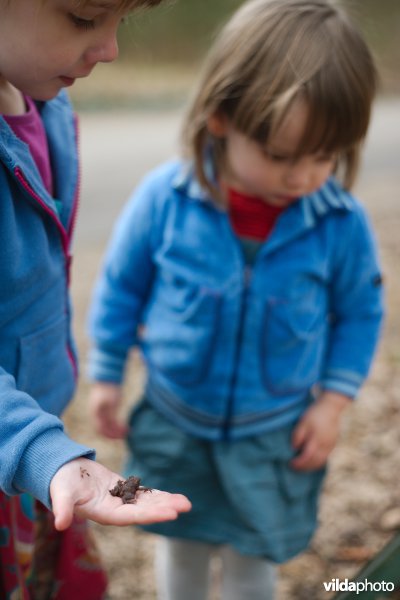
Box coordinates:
[87,0,384,598]
[0,0,190,597]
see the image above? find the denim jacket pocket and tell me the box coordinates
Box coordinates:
[144,276,221,386]
[17,315,75,413]
[260,293,326,396]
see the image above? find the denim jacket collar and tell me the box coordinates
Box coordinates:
[173,155,354,213]
[172,149,221,204]
[172,157,356,258]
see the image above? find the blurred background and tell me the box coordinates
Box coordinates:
[70,0,400,111]
[66,1,400,598]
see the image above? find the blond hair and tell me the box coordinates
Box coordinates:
[182,0,378,197]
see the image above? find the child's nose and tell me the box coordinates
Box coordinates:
[284,159,310,190]
[85,33,119,65]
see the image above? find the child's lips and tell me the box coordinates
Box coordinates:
[60,76,76,87]
[60,68,94,85]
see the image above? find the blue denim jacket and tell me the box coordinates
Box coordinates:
[88,159,384,440]
[0,91,94,507]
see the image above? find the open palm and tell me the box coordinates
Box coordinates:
[50,457,191,531]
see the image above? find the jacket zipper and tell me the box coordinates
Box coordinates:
[222,263,252,439]
[67,116,81,249]
[14,165,79,377]
[14,167,69,248]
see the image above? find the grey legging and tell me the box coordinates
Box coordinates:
[155,537,276,600]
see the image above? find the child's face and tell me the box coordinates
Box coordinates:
[0,0,126,100]
[212,100,336,207]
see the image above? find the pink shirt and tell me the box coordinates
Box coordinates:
[3,95,53,195]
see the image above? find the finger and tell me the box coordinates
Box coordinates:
[99,420,128,439]
[132,491,192,524]
[136,491,192,514]
[94,412,128,439]
[291,438,318,470]
[117,492,191,525]
[51,491,75,531]
[78,492,192,527]
[292,420,308,449]
[293,451,327,471]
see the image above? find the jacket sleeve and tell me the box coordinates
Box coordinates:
[87,173,159,383]
[0,368,95,508]
[320,205,385,397]
[0,96,95,508]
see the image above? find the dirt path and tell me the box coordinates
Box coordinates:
[66,99,400,599]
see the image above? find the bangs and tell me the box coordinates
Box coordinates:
[295,71,373,157]
[220,5,376,160]
[233,82,369,159]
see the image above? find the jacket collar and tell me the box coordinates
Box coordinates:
[172,161,208,200]
[302,177,354,225]
[172,157,356,257]
[172,151,218,203]
[264,178,355,256]
[172,157,354,216]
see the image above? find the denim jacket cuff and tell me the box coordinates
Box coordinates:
[320,370,363,399]
[86,345,127,383]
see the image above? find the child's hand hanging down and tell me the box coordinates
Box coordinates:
[291,392,351,471]
[50,457,191,532]
[89,382,128,439]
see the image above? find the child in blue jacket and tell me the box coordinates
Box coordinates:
[88,0,385,598]
[0,0,190,597]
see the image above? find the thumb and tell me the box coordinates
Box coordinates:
[51,490,75,531]
[292,419,308,450]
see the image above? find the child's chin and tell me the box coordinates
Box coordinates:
[29,88,63,102]
[25,80,69,102]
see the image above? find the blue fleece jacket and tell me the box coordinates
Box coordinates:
[0,91,94,508]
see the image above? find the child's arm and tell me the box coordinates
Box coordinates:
[319,203,384,400]
[292,204,383,471]
[50,456,191,531]
[89,381,128,439]
[87,167,170,428]
[291,391,351,471]
[87,170,161,388]
[0,368,191,525]
[291,202,384,473]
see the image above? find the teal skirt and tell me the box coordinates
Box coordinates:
[125,397,325,563]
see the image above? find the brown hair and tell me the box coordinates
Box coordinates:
[73,0,165,10]
[182,0,378,198]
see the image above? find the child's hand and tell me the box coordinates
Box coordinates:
[89,382,128,439]
[50,457,192,531]
[290,391,351,471]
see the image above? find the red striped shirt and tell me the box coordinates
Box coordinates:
[228,187,285,241]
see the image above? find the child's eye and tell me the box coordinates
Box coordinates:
[271,155,288,162]
[316,153,335,163]
[263,150,289,162]
[69,14,96,30]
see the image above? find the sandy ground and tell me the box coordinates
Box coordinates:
[65,99,400,599]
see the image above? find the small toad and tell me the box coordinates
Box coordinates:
[109,476,152,504]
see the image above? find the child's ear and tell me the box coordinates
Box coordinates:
[206,112,229,138]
